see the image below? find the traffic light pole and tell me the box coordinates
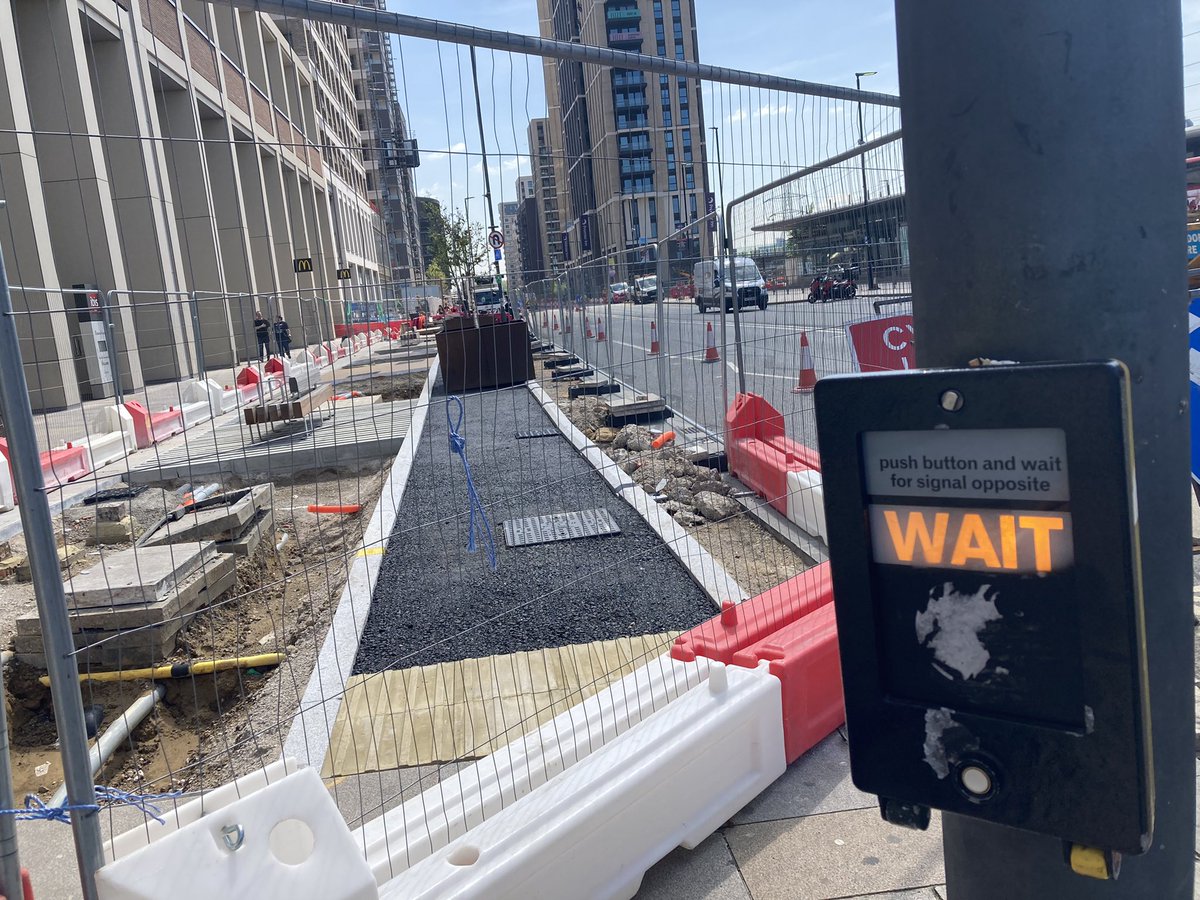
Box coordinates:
[895,1,1194,896]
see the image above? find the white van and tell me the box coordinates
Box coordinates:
[693,257,768,313]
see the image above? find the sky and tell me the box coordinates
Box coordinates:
[390,0,901,237]
[389,0,1200,258]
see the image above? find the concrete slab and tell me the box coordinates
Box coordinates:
[568,378,622,397]
[729,732,873,826]
[63,542,216,608]
[636,832,752,900]
[16,554,237,668]
[142,485,272,546]
[724,808,945,900]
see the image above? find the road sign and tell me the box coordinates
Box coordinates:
[815,361,1151,857]
[494,248,502,262]
[293,257,313,274]
[336,267,352,281]
[488,231,505,250]
[846,314,914,371]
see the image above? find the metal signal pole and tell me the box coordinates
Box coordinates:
[896,1,1193,896]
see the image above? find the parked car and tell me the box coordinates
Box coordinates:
[632,275,658,304]
[609,282,629,302]
[693,258,769,312]
[766,276,788,291]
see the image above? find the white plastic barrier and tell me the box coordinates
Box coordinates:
[786,468,827,543]
[94,405,137,454]
[76,431,131,471]
[355,652,711,883]
[179,399,212,429]
[0,457,13,511]
[96,767,377,900]
[377,661,786,900]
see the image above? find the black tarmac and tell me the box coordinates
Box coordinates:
[352,381,717,674]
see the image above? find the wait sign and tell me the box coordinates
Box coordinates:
[814,362,1151,857]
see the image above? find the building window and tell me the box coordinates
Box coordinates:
[631,202,641,240]
[680,106,690,125]
[675,41,685,59]
[688,193,698,224]
[671,0,681,15]
[648,197,657,238]
[672,195,682,227]
[684,166,695,190]
[663,108,672,127]
[668,172,677,192]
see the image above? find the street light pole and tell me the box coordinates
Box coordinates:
[855,70,877,291]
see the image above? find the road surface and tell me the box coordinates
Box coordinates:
[533,289,911,449]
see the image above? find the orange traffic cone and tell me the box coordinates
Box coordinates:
[585,316,594,340]
[542,310,549,328]
[563,312,572,334]
[703,321,720,363]
[792,330,817,393]
[596,315,607,343]
[552,313,560,332]
[649,321,660,354]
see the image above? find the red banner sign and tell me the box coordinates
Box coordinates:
[846,314,915,372]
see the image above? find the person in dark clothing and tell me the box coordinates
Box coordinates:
[273,316,291,358]
[253,311,270,360]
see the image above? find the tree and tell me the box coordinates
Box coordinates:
[429,210,486,304]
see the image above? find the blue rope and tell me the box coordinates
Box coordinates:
[446,396,498,571]
[0,786,181,824]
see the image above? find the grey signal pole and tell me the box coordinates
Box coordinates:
[896,2,1193,897]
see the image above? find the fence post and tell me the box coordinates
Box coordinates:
[896,1,1192,896]
[0,248,104,897]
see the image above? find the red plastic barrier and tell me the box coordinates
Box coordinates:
[123,401,184,448]
[263,358,285,375]
[725,393,821,514]
[235,365,261,387]
[671,563,832,664]
[731,602,844,763]
[0,439,91,494]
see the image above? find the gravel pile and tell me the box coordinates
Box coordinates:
[594,425,740,527]
[352,385,716,675]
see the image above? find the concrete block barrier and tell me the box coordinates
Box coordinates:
[76,430,131,471]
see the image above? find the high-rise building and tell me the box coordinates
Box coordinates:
[517,197,545,292]
[536,0,712,288]
[516,176,536,203]
[499,200,522,292]
[348,2,423,285]
[527,118,564,284]
[0,1,389,410]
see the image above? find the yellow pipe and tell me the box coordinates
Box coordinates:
[39,652,286,686]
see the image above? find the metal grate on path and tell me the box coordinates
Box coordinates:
[515,428,561,440]
[502,508,621,547]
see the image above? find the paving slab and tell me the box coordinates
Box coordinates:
[142,485,270,545]
[730,732,873,826]
[63,542,216,608]
[636,832,752,900]
[724,808,944,900]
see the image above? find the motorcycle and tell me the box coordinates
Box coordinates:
[806,266,858,303]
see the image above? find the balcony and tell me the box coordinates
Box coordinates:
[619,139,652,154]
[616,116,649,130]
[613,93,648,110]
[606,6,641,20]
[620,159,654,175]
[612,73,646,88]
[608,29,643,45]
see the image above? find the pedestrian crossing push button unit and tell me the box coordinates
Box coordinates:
[815,361,1152,876]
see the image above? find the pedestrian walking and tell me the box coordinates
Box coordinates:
[253,310,270,361]
[273,315,291,358]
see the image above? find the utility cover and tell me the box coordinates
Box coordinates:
[515,428,561,440]
[503,509,620,547]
